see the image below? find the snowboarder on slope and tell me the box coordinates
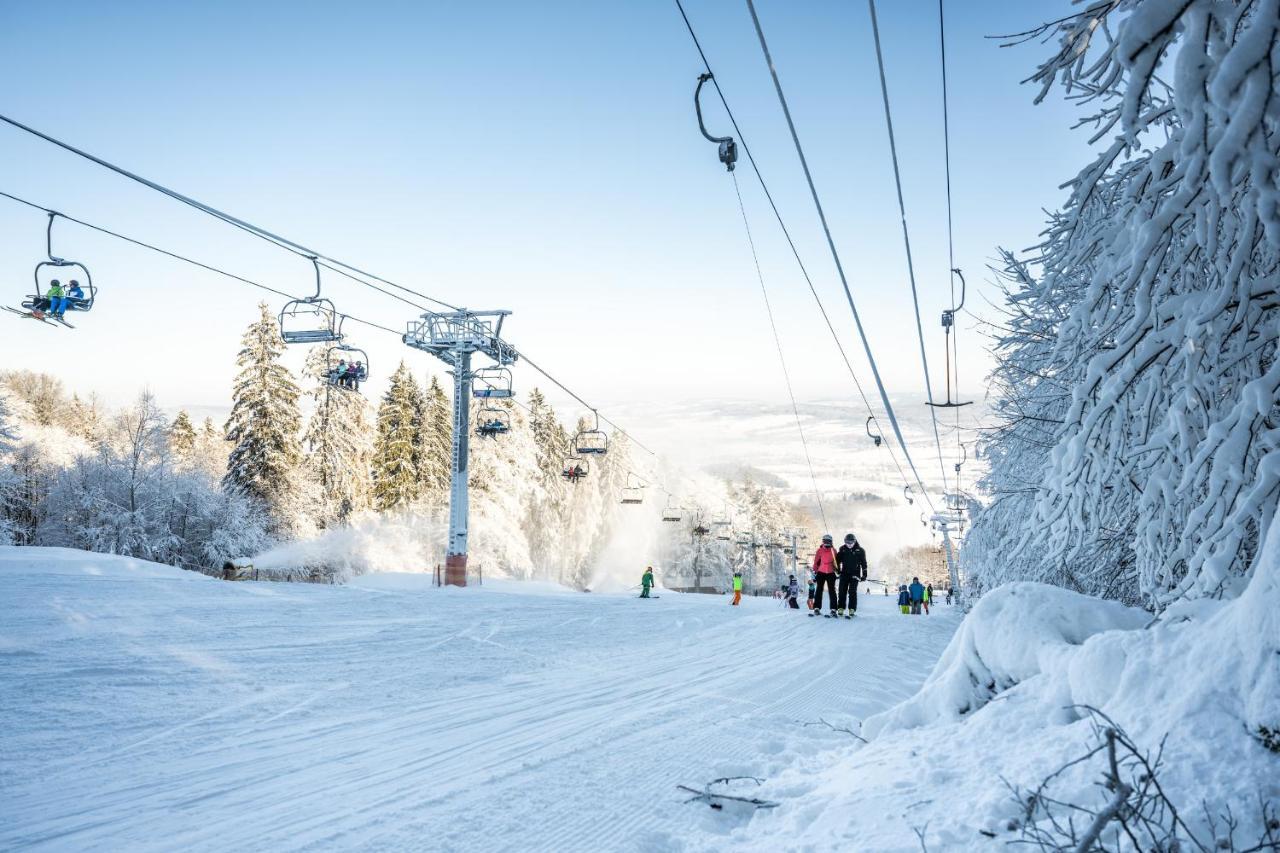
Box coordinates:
[810,535,838,617]
[909,577,925,615]
[640,567,655,598]
[731,570,743,605]
[835,533,868,618]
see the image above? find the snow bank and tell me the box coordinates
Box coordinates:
[791,508,1280,848]
[863,582,1147,736]
[0,546,214,582]
[250,511,445,579]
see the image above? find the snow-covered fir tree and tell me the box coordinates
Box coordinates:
[372,361,422,511]
[417,374,452,509]
[223,303,307,535]
[170,410,196,463]
[302,347,373,528]
[524,388,570,575]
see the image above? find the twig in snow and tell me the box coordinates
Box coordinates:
[677,776,780,811]
[801,717,868,743]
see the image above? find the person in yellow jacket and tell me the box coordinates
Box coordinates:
[731,571,743,605]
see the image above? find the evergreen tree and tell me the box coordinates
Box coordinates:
[372,361,421,511]
[303,347,373,527]
[223,303,305,533]
[525,388,570,577]
[170,410,197,462]
[417,374,452,506]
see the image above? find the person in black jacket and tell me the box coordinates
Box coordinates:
[835,533,868,618]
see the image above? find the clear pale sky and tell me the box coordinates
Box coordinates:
[1,1,1088,434]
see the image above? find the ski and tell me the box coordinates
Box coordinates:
[3,306,58,326]
[50,315,74,328]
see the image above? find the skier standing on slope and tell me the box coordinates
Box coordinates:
[730,570,743,605]
[786,574,800,609]
[810,535,838,617]
[835,533,868,619]
[909,577,925,615]
[923,583,933,615]
[640,567,655,598]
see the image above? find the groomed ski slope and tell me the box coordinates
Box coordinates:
[0,548,960,852]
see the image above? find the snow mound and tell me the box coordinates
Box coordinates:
[0,546,214,582]
[863,582,1147,736]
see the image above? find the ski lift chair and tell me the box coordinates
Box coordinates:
[472,366,514,399]
[475,407,511,438]
[621,486,644,504]
[20,213,97,317]
[574,410,608,455]
[279,258,343,344]
[326,343,369,389]
[693,523,710,537]
[562,456,590,483]
[662,502,682,523]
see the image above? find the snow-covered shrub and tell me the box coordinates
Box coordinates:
[969,0,1280,608]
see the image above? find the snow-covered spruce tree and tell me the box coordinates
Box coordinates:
[223,303,307,535]
[302,347,373,527]
[417,374,452,510]
[170,410,196,463]
[525,388,571,578]
[469,397,541,577]
[372,361,422,511]
[970,0,1280,609]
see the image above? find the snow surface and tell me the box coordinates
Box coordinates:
[0,547,961,851]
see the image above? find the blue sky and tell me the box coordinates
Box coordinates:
[1,0,1088,429]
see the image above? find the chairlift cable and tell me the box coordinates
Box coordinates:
[741,0,940,513]
[0,113,460,312]
[673,0,921,507]
[0,188,660,467]
[938,0,965,501]
[864,0,952,496]
[730,171,828,530]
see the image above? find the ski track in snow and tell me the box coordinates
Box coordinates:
[0,549,960,852]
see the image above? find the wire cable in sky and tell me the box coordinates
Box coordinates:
[0,112,460,312]
[741,0,939,512]
[731,171,828,530]
[673,0,927,511]
[864,0,952,497]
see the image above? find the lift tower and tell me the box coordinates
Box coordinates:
[404,309,517,586]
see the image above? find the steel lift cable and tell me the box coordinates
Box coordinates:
[731,171,828,530]
[864,0,952,497]
[0,113,460,313]
[741,0,940,512]
[673,0,924,509]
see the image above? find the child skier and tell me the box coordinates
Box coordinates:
[923,583,932,615]
[807,575,817,612]
[786,574,800,609]
[897,584,910,614]
[640,566,654,598]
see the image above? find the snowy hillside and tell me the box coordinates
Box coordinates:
[0,547,962,852]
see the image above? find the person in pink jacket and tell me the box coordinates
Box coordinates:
[809,534,838,617]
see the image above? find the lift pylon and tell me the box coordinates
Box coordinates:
[404,308,517,587]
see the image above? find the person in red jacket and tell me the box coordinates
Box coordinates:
[809,534,838,617]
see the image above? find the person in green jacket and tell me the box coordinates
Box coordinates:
[640,566,655,598]
[42,280,67,317]
[731,571,743,605]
